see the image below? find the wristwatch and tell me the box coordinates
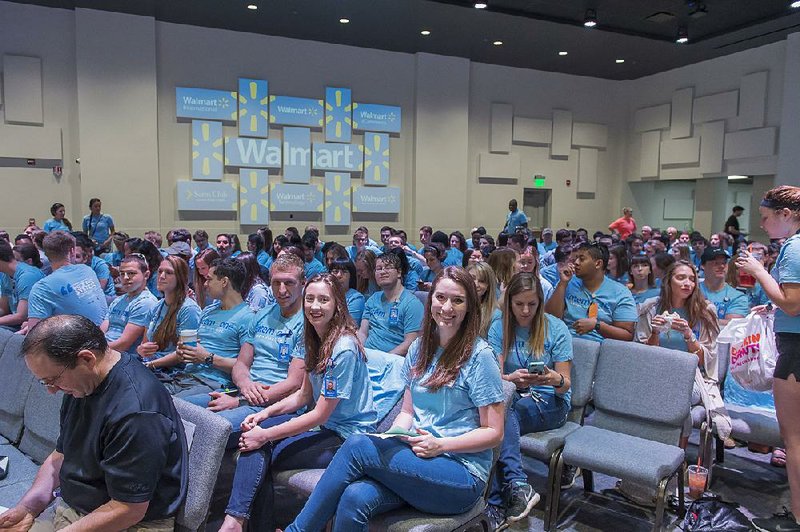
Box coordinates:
[554,373,565,388]
[685,332,697,343]
[593,320,601,332]
[204,353,214,365]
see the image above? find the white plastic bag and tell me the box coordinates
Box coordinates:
[717,312,777,392]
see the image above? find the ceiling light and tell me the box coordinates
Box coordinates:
[728,175,749,180]
[493,40,503,46]
[676,27,689,43]
[474,2,488,8]
[791,1,800,8]
[615,59,625,63]
[558,51,568,56]
[247,4,257,10]
[339,18,350,23]
[584,9,598,27]
[420,30,431,35]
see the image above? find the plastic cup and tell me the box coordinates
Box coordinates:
[738,271,756,288]
[179,329,198,347]
[687,465,708,499]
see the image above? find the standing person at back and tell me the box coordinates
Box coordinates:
[725,205,746,243]
[26,231,108,331]
[608,207,637,240]
[503,199,528,234]
[81,198,115,254]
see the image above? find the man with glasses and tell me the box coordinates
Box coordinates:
[0,315,186,530]
[358,251,424,356]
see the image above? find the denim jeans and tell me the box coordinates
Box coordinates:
[488,391,570,506]
[179,394,263,448]
[225,414,343,532]
[286,434,485,532]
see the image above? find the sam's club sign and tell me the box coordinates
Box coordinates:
[176,87,237,121]
[177,181,237,211]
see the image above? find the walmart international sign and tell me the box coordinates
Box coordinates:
[177,181,238,211]
[176,87,238,122]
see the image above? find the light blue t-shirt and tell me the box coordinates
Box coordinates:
[631,286,661,306]
[562,277,638,342]
[505,209,528,232]
[146,274,160,298]
[304,258,327,279]
[404,255,423,291]
[420,268,438,284]
[443,248,463,267]
[540,275,555,303]
[540,263,560,288]
[346,288,365,326]
[247,303,304,386]
[293,335,377,439]
[402,337,504,483]
[187,301,254,384]
[772,234,800,333]
[700,281,749,320]
[257,249,273,271]
[43,218,70,233]
[363,288,425,352]
[347,244,382,262]
[102,250,124,267]
[606,272,630,285]
[488,314,573,403]
[364,348,405,421]
[245,282,274,312]
[90,256,116,298]
[745,282,770,309]
[650,306,700,353]
[82,213,114,245]
[1,263,45,314]
[105,290,159,355]
[538,241,557,256]
[27,264,108,325]
[144,298,201,360]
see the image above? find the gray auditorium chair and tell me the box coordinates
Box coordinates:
[0,331,34,445]
[518,338,601,530]
[554,340,698,532]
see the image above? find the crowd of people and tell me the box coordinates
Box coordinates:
[0,185,799,532]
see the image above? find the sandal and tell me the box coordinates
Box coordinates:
[723,437,736,449]
[771,448,787,468]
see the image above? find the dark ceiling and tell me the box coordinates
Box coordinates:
[10,0,800,79]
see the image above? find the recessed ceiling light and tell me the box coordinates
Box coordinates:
[493,40,503,46]
[247,4,257,10]
[339,18,350,23]
[584,9,598,27]
[792,1,800,8]
[474,2,488,8]
[728,175,749,180]
[558,51,568,56]
[615,59,625,63]
[421,30,431,35]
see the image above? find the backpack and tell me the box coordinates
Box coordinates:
[681,495,752,532]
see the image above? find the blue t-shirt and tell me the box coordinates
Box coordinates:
[304,258,327,279]
[631,287,661,306]
[538,241,557,255]
[402,337,504,483]
[505,209,528,232]
[293,335,377,438]
[246,303,304,386]
[540,275,554,303]
[82,213,114,245]
[102,250,124,267]
[404,255,423,291]
[363,288,425,352]
[144,298,201,360]
[488,314,573,403]
[1,263,45,314]
[346,288,365,326]
[420,268,438,284]
[443,248,463,267]
[364,348,405,421]
[245,283,274,312]
[146,274,160,298]
[651,307,700,353]
[562,277,638,342]
[700,281,749,320]
[188,301,254,384]
[540,263,560,288]
[744,282,770,309]
[772,234,800,333]
[28,264,108,325]
[606,272,630,285]
[90,256,116,298]
[256,249,273,271]
[105,290,159,355]
[43,218,71,233]
[347,244,382,262]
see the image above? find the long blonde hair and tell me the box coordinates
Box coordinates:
[466,262,499,338]
[502,272,547,360]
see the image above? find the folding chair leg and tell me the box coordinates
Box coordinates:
[582,469,594,493]
[544,449,562,531]
[677,462,686,518]
[715,435,725,464]
[653,475,670,532]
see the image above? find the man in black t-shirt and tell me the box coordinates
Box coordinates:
[724,205,746,243]
[0,315,187,531]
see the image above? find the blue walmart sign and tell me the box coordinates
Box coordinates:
[238,79,269,137]
[239,169,270,224]
[224,137,282,168]
[176,87,237,121]
[325,87,352,142]
[270,183,323,212]
[353,103,401,133]
[325,172,351,225]
[352,186,401,214]
[269,96,324,128]
[192,120,223,180]
[178,181,238,211]
[313,143,363,172]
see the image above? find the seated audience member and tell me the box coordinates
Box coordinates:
[418,225,433,250]
[347,228,381,262]
[165,240,193,263]
[323,242,349,270]
[26,231,108,330]
[467,226,486,250]
[329,258,366,326]
[81,197,115,253]
[479,234,496,257]
[545,242,636,342]
[216,233,234,258]
[358,251,424,355]
[0,315,186,530]
[379,225,394,253]
[735,242,771,308]
[229,234,244,258]
[355,249,379,297]
[386,232,423,290]
[651,251,676,282]
[699,248,748,326]
[462,248,484,267]
[486,272,573,528]
[517,245,554,302]
[103,231,129,269]
[301,231,327,279]
[540,229,572,267]
[508,233,528,254]
[139,256,201,365]
[159,258,254,399]
[237,252,273,311]
[467,262,501,339]
[193,229,213,254]
[144,230,164,254]
[419,243,445,291]
[102,255,158,356]
[43,203,72,233]
[13,243,43,270]
[285,267,504,532]
[626,233,645,257]
[488,247,518,299]
[193,248,221,309]
[125,237,164,297]
[629,254,660,308]
[247,232,270,272]
[538,228,557,255]
[690,234,707,268]
[606,245,630,285]
[0,239,45,330]
[221,274,376,532]
[540,245,571,288]
[635,261,726,447]
[74,232,116,302]
[671,242,691,263]
[29,231,51,274]
[432,231,460,267]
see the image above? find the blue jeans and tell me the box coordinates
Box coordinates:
[226,414,343,532]
[179,394,262,448]
[488,391,570,506]
[286,434,485,532]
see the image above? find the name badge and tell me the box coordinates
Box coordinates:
[279,342,290,361]
[323,374,338,397]
[388,305,400,326]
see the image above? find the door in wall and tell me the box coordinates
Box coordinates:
[523,189,550,233]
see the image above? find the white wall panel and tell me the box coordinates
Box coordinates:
[512,117,551,145]
[3,55,43,125]
[0,124,61,159]
[660,137,700,165]
[699,121,725,174]
[724,127,776,160]
[634,104,671,132]
[739,71,768,130]
[692,90,739,123]
[572,122,608,149]
[477,152,520,180]
[550,110,572,157]
[489,103,512,154]
[725,155,777,176]
[670,87,693,139]
[639,130,661,178]
[578,147,598,193]
[660,167,701,181]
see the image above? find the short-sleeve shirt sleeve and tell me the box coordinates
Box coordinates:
[323,346,359,400]
[128,295,157,327]
[27,281,53,319]
[401,292,424,334]
[464,345,504,408]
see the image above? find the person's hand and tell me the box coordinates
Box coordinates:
[671,317,691,335]
[137,341,159,359]
[238,426,269,452]
[573,317,597,335]
[651,315,668,334]
[242,411,268,432]
[558,263,575,284]
[735,251,765,276]
[240,381,270,406]
[16,322,29,336]
[0,505,36,531]
[421,282,432,291]
[751,304,773,315]
[177,341,210,364]
[207,392,239,412]
[404,429,445,458]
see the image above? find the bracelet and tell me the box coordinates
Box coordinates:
[554,372,565,388]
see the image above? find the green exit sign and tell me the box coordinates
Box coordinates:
[533,174,546,188]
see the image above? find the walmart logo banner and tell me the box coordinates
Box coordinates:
[352,103,401,133]
[239,169,270,225]
[192,120,224,180]
[352,186,400,214]
[325,172,351,226]
[176,87,237,121]
[363,132,390,185]
[224,137,282,168]
[238,78,269,138]
[312,143,364,172]
[270,183,324,212]
[325,87,352,142]
[177,181,238,211]
[269,96,324,128]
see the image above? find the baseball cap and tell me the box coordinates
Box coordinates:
[700,247,730,264]
[542,228,553,235]
[166,241,192,257]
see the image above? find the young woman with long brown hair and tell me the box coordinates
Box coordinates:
[193,248,220,309]
[285,267,505,532]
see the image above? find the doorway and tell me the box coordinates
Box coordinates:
[523,188,551,232]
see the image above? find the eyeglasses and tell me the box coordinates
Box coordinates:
[374,265,397,273]
[38,364,68,388]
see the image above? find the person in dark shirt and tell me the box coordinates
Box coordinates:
[725,205,746,242]
[0,315,187,531]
